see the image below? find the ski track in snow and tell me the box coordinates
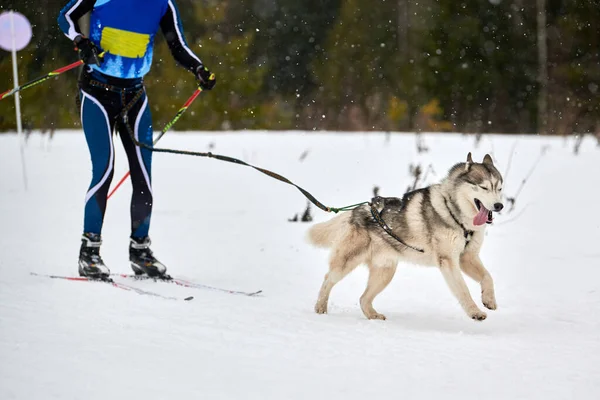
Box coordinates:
[1,131,599,399]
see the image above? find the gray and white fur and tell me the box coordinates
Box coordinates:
[308,153,504,321]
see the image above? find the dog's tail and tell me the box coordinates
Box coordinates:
[306,212,351,248]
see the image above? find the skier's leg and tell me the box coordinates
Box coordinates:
[118,91,166,277]
[80,89,116,234]
[118,91,153,239]
[78,87,117,277]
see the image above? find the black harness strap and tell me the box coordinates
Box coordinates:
[119,97,338,215]
[369,199,424,253]
[442,196,473,245]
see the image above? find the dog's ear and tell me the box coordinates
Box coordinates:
[483,153,494,166]
[465,152,473,170]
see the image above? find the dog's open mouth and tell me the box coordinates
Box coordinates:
[474,199,493,226]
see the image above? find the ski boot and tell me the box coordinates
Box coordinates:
[129,236,168,278]
[78,233,110,279]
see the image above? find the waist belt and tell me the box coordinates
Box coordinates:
[89,79,144,93]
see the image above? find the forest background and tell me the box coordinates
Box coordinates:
[0,0,598,137]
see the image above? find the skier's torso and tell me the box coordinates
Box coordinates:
[88,0,169,78]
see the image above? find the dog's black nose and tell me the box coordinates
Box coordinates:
[494,203,504,211]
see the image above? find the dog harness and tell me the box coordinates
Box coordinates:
[442,196,474,247]
[369,197,425,253]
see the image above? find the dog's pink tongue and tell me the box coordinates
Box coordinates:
[473,204,489,226]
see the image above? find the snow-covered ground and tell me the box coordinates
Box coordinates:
[1,131,599,399]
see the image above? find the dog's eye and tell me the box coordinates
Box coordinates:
[498,187,503,192]
[479,185,490,191]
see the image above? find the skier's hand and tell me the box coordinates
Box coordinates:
[73,35,103,66]
[195,65,216,90]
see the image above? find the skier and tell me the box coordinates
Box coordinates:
[58,0,216,278]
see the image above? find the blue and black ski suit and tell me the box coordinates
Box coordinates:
[58,0,203,238]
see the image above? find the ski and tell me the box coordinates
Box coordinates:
[30,272,194,301]
[113,273,263,297]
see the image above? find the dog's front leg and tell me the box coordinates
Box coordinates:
[460,252,497,310]
[438,256,487,321]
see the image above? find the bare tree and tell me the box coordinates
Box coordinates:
[397,0,412,130]
[397,0,409,57]
[537,0,548,134]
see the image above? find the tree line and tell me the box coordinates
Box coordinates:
[0,0,598,136]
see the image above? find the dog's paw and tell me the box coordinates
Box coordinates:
[314,302,328,314]
[365,312,387,320]
[482,292,497,310]
[469,309,487,321]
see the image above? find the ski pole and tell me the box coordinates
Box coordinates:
[0,53,105,101]
[107,87,204,199]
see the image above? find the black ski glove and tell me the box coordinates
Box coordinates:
[195,65,216,90]
[73,35,102,66]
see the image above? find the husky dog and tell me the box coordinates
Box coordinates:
[308,153,504,321]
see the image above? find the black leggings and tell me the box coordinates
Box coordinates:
[78,70,153,239]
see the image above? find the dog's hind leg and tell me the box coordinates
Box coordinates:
[315,231,369,315]
[460,252,497,310]
[438,256,487,321]
[359,263,397,320]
